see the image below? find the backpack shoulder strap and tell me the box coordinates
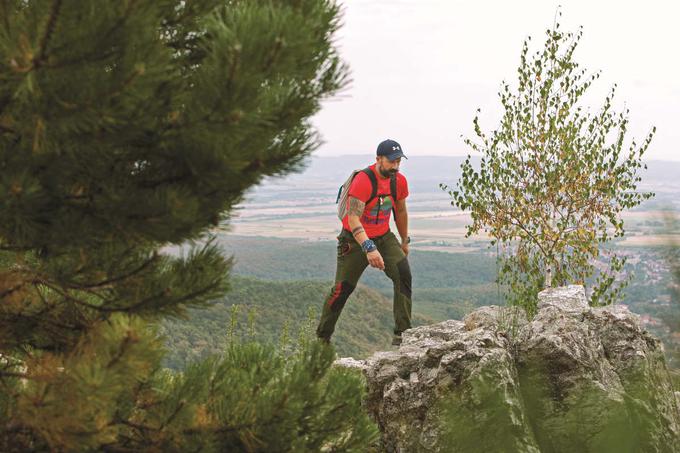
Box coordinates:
[336,169,362,204]
[390,173,398,218]
[335,185,343,204]
[361,167,378,204]
[390,173,398,201]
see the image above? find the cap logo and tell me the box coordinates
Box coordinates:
[392,145,401,151]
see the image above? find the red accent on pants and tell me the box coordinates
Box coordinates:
[326,282,342,308]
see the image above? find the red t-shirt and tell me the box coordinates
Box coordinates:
[342,164,409,238]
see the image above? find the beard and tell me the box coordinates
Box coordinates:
[378,166,398,178]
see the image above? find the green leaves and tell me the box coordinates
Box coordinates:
[443,17,655,312]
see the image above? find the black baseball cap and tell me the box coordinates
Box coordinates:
[376,139,407,161]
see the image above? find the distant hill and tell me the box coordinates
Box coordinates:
[246,155,680,200]
[160,276,433,369]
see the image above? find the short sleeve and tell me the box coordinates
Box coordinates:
[347,172,372,202]
[396,174,409,200]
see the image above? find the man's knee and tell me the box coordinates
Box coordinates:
[326,280,355,312]
[396,258,412,299]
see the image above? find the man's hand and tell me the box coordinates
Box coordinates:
[367,250,385,270]
[401,241,409,256]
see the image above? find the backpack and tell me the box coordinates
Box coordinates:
[336,167,397,220]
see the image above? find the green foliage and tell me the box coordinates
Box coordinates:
[2,333,378,452]
[663,215,680,367]
[5,315,164,451]
[216,234,499,319]
[121,340,378,452]
[216,235,497,289]
[443,13,654,313]
[160,276,432,369]
[438,359,679,452]
[0,0,353,449]
[209,235,680,368]
[437,367,538,453]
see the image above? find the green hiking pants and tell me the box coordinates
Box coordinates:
[316,229,412,340]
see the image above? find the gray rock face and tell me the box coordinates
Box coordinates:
[337,286,680,452]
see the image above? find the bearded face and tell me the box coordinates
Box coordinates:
[377,156,401,178]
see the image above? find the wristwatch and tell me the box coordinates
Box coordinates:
[402,236,411,244]
[361,239,377,253]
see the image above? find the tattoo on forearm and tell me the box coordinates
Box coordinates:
[348,197,365,217]
[351,226,365,236]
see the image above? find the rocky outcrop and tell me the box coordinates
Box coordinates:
[337,286,680,452]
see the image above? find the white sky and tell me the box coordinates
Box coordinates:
[312,0,680,161]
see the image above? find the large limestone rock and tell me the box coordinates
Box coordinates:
[337,286,680,452]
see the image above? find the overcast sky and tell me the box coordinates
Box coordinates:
[311,0,680,161]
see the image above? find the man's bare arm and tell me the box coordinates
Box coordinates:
[347,196,384,269]
[394,198,409,243]
[347,197,369,244]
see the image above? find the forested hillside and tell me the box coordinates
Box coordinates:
[215,235,501,320]
[161,276,432,369]
[199,235,680,366]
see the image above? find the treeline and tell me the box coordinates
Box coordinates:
[214,235,680,365]
[160,276,433,369]
[218,235,497,287]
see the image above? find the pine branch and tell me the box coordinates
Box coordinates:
[38,280,103,311]
[34,0,62,69]
[0,1,11,34]
[0,370,28,379]
[45,0,136,70]
[100,279,221,314]
[64,254,159,290]
[0,1,355,448]
[158,400,185,430]
[116,418,156,433]
[0,282,24,299]
[105,332,134,370]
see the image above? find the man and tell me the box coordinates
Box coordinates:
[316,139,412,346]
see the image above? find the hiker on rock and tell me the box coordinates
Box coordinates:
[316,139,412,346]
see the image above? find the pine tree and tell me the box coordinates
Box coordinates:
[0,1,377,450]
